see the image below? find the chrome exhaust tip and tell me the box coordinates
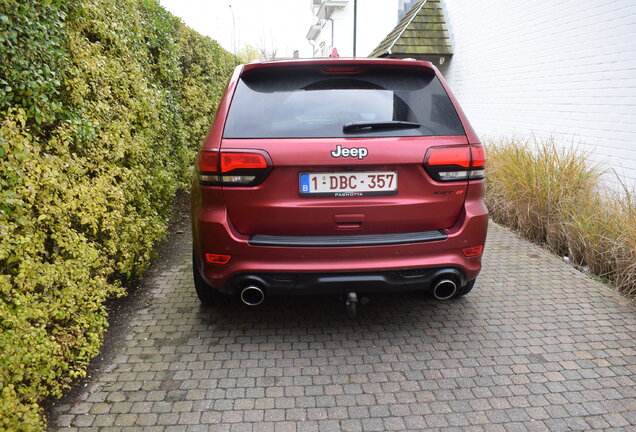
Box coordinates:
[240,286,265,306]
[433,279,457,300]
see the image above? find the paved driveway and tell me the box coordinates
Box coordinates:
[50,222,636,431]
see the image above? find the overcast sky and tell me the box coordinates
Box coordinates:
[159,0,315,58]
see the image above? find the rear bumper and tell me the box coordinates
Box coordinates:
[192,191,488,296]
[229,266,468,297]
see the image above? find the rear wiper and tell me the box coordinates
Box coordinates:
[343,120,421,133]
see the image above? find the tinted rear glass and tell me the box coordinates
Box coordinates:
[223,67,465,139]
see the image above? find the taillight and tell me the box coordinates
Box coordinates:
[198,151,220,183]
[424,145,486,182]
[320,67,364,74]
[198,149,272,186]
[221,153,268,172]
[469,145,486,180]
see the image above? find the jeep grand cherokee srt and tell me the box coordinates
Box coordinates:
[191,58,488,308]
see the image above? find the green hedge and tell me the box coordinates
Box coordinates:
[0,1,235,429]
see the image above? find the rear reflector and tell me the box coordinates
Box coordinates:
[424,145,486,182]
[198,149,272,186]
[205,253,231,264]
[462,245,484,257]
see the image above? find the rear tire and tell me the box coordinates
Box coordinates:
[453,279,476,298]
[192,251,230,306]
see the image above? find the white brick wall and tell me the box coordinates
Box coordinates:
[441,0,636,186]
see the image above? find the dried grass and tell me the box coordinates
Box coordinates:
[485,137,635,299]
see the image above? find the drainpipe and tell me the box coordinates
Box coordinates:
[353,0,357,56]
[326,16,334,51]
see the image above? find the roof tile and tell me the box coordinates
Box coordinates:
[370,0,453,57]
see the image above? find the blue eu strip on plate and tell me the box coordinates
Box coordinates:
[299,173,311,193]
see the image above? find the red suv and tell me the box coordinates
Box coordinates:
[191,58,487,311]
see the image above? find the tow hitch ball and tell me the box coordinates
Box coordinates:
[345,292,358,318]
[345,292,369,318]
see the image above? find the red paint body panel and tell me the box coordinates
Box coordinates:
[192,58,488,297]
[221,136,469,236]
[192,182,487,293]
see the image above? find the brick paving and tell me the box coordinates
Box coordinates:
[50,222,636,431]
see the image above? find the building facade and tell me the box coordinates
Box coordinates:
[442,0,636,186]
[306,0,403,57]
[371,0,636,187]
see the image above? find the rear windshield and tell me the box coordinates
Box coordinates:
[223,67,465,139]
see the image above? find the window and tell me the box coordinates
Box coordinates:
[223,67,465,138]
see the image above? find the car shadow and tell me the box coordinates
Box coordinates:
[188,289,483,343]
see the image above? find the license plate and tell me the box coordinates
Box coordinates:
[299,171,398,197]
